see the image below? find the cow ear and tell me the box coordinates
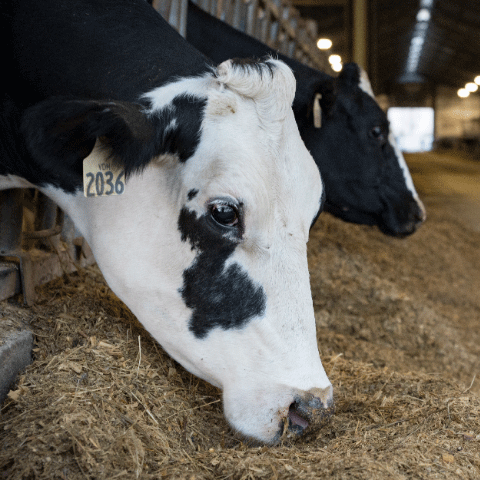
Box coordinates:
[298,77,337,129]
[316,78,337,116]
[337,62,361,89]
[21,97,157,178]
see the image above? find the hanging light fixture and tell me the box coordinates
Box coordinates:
[317,38,332,50]
[465,82,478,93]
[328,54,342,65]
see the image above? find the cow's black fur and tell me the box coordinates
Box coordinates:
[186,1,424,237]
[178,206,266,339]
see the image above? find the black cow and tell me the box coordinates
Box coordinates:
[186,1,426,237]
[2,0,333,443]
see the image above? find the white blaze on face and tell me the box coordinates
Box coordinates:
[358,67,426,221]
[39,59,332,444]
[388,131,426,220]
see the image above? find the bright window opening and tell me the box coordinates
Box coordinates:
[387,107,434,152]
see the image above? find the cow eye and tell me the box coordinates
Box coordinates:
[370,126,386,143]
[210,203,239,227]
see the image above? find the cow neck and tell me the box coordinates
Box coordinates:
[11,0,213,107]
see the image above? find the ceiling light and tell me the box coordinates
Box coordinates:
[317,38,332,50]
[329,54,342,65]
[466,82,478,92]
[475,76,480,85]
[457,88,470,98]
[331,63,343,72]
[416,8,431,21]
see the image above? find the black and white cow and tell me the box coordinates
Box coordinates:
[2,0,333,443]
[186,1,426,237]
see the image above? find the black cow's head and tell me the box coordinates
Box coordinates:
[298,63,425,237]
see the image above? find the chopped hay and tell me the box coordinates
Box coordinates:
[1,152,480,479]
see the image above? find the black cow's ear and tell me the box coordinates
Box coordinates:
[337,63,361,88]
[21,97,156,178]
[316,78,337,116]
[300,77,337,129]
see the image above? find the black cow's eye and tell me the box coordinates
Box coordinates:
[370,126,386,143]
[211,203,239,227]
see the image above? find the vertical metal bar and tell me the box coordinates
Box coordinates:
[352,0,368,71]
[245,0,258,36]
[231,0,243,29]
[261,11,270,43]
[33,193,59,250]
[152,0,171,22]
[178,0,188,37]
[224,0,235,24]
[0,190,23,255]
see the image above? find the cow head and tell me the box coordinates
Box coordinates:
[299,63,426,237]
[21,58,333,443]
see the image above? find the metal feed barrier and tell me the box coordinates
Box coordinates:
[0,190,94,304]
[153,0,328,71]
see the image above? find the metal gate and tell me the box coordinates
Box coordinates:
[153,0,328,70]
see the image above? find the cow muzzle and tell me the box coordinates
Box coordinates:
[224,383,334,444]
[381,196,426,237]
[284,386,335,438]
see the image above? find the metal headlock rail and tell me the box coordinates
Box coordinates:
[0,189,95,305]
[153,0,328,71]
[0,0,326,305]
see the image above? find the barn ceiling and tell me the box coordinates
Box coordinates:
[291,0,480,98]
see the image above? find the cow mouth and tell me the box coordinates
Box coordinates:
[288,403,309,431]
[281,397,335,440]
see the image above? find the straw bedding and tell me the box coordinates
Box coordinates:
[1,152,479,479]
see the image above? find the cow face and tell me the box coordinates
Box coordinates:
[300,63,425,237]
[25,59,332,444]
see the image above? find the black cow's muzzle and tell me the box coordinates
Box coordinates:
[381,197,426,237]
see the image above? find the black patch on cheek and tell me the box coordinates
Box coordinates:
[178,207,267,339]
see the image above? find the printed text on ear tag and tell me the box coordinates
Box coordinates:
[83,145,125,197]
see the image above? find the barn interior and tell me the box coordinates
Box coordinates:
[1,1,480,478]
[291,0,480,148]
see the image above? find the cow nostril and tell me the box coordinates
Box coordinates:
[287,402,309,433]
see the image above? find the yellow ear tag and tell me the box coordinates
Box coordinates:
[83,143,125,197]
[313,93,322,129]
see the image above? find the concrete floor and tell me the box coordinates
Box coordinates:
[405,150,480,232]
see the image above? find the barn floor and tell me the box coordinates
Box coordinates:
[1,150,479,479]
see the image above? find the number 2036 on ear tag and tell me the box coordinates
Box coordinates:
[83,144,125,197]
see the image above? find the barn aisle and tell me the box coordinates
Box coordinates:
[406,150,480,232]
[308,149,480,395]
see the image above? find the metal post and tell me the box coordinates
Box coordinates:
[352,0,368,71]
[0,190,23,255]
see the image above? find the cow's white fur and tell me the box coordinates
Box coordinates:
[8,59,331,443]
[388,131,426,220]
[358,68,376,98]
[0,175,34,190]
[358,68,426,221]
